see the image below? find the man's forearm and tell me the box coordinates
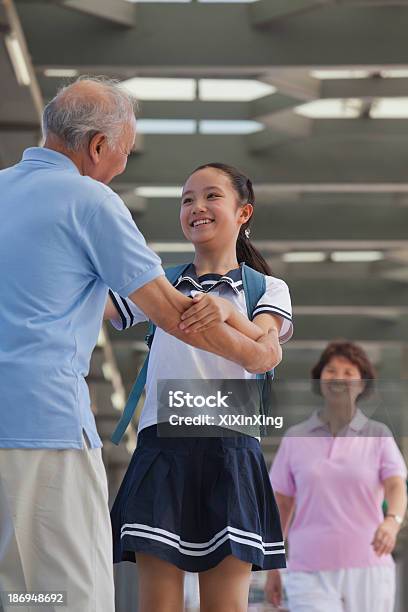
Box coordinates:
[169,322,275,373]
[128,276,274,371]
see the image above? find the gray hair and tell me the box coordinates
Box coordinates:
[42,76,138,151]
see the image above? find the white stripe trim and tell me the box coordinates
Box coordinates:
[175,276,202,291]
[110,291,131,330]
[121,528,285,558]
[253,305,292,320]
[121,522,282,546]
[176,275,243,294]
[119,298,133,330]
[121,523,284,552]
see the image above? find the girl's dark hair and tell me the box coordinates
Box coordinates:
[188,162,271,275]
[311,340,377,401]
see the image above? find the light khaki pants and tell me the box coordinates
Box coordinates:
[0,436,114,612]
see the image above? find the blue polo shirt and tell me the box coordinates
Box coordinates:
[0,147,164,449]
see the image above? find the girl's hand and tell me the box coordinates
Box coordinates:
[371,518,399,556]
[179,294,233,333]
[264,569,283,608]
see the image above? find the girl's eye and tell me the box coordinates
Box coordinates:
[182,198,193,205]
[207,193,220,199]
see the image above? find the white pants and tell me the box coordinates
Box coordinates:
[0,436,114,612]
[284,566,396,612]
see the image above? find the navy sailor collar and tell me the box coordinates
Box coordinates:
[174,263,244,294]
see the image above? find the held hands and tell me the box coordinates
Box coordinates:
[371,517,399,556]
[264,569,283,608]
[179,294,233,334]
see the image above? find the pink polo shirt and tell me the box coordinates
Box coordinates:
[269,409,407,572]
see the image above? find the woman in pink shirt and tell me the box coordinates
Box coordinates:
[266,340,407,612]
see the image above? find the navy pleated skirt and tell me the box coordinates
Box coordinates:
[111,425,286,573]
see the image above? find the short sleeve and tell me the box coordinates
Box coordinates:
[81,193,164,296]
[252,276,293,343]
[109,289,148,330]
[379,436,407,482]
[269,437,296,497]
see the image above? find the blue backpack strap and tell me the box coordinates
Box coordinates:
[241,262,266,320]
[241,263,276,435]
[111,356,149,445]
[111,263,192,445]
[241,262,274,380]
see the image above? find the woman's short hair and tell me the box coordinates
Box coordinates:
[311,340,377,401]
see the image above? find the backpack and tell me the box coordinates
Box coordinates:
[111,262,274,445]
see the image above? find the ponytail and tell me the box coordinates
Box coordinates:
[236,229,271,275]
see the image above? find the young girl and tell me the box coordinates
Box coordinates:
[106,163,293,612]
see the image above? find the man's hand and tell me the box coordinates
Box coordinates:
[244,327,282,373]
[179,294,233,333]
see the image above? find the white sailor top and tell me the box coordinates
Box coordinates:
[109,264,293,434]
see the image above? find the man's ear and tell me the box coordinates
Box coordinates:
[88,133,107,164]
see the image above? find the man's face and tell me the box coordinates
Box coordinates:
[84,121,136,185]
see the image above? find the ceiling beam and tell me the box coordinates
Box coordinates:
[131,197,408,242]
[252,0,408,30]
[109,133,408,189]
[137,100,249,122]
[39,77,296,121]
[312,117,408,136]
[38,0,136,27]
[260,69,320,101]
[251,93,304,121]
[321,76,408,99]
[246,128,295,152]
[251,0,329,28]
[37,94,305,124]
[289,278,408,307]
[16,3,408,71]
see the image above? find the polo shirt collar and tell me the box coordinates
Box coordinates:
[22,147,80,174]
[305,408,368,435]
[174,263,243,294]
[348,408,369,432]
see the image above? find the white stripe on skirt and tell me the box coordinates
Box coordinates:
[121,523,285,557]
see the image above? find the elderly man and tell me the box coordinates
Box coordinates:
[0,78,272,611]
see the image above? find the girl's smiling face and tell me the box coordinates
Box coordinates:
[180,167,252,247]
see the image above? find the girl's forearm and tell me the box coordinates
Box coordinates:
[226,309,264,341]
